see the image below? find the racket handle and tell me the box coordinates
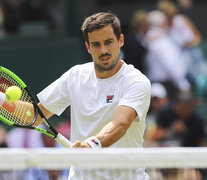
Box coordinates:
[55,133,72,148]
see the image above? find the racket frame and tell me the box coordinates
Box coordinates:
[0,66,72,147]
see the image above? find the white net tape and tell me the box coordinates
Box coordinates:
[0,147,207,180]
[0,147,207,169]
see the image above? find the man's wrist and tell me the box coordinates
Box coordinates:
[84,136,102,148]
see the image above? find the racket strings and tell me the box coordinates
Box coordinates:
[0,70,36,126]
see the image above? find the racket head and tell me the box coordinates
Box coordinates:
[0,66,38,127]
[0,67,72,148]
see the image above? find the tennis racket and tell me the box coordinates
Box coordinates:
[0,66,72,148]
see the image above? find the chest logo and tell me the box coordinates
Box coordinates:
[106,95,114,103]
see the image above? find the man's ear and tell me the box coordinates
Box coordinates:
[119,34,124,47]
[85,42,91,54]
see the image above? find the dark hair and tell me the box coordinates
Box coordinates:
[81,12,121,44]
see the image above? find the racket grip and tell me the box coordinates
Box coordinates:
[55,133,72,148]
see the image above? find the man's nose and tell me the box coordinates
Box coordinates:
[100,45,108,53]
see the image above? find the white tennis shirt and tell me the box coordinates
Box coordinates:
[38,61,150,147]
[37,61,151,179]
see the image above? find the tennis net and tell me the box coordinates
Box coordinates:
[0,147,207,180]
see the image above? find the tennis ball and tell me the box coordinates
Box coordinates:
[26,110,31,117]
[5,86,22,102]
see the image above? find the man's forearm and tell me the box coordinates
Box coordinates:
[96,121,129,147]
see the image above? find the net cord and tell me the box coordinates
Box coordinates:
[1,147,207,170]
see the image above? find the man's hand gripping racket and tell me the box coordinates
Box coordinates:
[0,66,72,148]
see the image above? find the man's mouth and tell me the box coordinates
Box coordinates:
[99,53,111,62]
[100,56,110,62]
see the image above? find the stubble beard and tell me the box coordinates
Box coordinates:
[94,55,120,72]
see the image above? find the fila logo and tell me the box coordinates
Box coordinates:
[106,95,114,103]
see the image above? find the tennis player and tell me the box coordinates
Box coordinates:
[37,12,151,180]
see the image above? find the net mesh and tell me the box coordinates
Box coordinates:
[0,147,206,180]
[0,69,36,126]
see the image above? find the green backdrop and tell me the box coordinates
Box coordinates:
[0,36,83,96]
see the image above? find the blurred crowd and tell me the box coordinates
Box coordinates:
[0,0,63,38]
[122,0,207,149]
[122,0,207,178]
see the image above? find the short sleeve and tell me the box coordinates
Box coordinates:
[118,76,151,122]
[37,70,72,116]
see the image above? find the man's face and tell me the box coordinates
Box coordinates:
[85,24,124,72]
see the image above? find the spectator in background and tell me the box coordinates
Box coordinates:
[41,133,65,180]
[6,125,64,180]
[154,91,206,147]
[45,0,64,31]
[0,0,63,37]
[0,0,24,36]
[0,126,7,147]
[122,10,149,74]
[55,121,71,179]
[150,83,169,113]
[7,127,44,148]
[144,10,191,100]
[177,0,192,9]
[144,83,169,147]
[55,107,71,147]
[157,0,200,49]
[0,5,6,39]
[157,0,207,83]
[6,127,46,180]
[21,0,63,31]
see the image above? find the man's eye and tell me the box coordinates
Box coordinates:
[105,41,112,45]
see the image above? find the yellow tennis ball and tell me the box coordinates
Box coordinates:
[5,86,22,102]
[26,110,31,117]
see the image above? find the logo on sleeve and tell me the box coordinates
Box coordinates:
[106,95,114,103]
